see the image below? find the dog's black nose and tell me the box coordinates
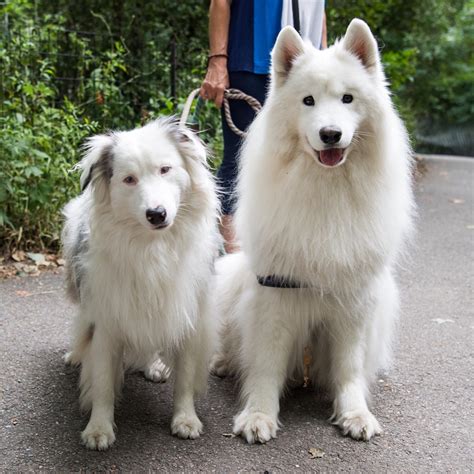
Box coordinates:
[146,206,167,226]
[319,127,342,145]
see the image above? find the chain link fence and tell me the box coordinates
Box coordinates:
[1,11,183,129]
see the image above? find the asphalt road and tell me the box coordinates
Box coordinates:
[1,155,473,472]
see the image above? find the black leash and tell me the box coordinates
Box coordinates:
[257,274,307,289]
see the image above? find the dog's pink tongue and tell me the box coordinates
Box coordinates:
[319,148,343,166]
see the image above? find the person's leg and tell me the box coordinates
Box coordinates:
[217,71,269,253]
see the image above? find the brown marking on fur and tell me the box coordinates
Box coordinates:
[65,265,80,303]
[82,139,114,191]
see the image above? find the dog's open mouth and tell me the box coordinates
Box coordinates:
[318,148,345,167]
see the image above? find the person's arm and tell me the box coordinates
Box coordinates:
[321,11,327,49]
[200,0,231,108]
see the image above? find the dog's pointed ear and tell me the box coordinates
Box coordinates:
[79,134,114,194]
[271,26,306,87]
[342,19,380,71]
[171,123,215,199]
[170,123,207,167]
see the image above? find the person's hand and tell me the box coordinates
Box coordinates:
[200,56,229,108]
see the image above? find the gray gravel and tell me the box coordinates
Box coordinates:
[1,155,473,472]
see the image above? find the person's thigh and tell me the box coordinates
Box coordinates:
[218,72,269,215]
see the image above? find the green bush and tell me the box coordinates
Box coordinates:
[0,0,222,252]
[1,0,471,253]
[0,100,97,249]
[0,7,99,250]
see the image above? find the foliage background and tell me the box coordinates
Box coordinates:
[1,0,472,252]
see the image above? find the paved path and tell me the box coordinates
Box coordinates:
[1,156,473,472]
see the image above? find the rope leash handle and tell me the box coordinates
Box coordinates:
[222,88,262,138]
[180,88,262,138]
[179,88,201,127]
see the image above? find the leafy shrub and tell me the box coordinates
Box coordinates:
[0,0,222,252]
[0,6,99,250]
[0,100,98,249]
[1,0,471,252]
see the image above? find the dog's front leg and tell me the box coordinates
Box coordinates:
[80,324,122,450]
[328,314,382,441]
[233,296,295,444]
[171,339,204,439]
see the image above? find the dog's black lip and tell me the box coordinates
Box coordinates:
[151,223,169,230]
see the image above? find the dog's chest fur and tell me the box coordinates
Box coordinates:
[238,153,397,292]
[81,224,212,353]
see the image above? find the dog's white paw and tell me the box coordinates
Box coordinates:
[334,409,382,441]
[210,353,229,378]
[81,421,116,450]
[143,358,171,383]
[233,410,278,444]
[171,413,203,439]
[64,351,73,365]
[64,351,81,366]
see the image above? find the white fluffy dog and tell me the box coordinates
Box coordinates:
[212,20,415,443]
[62,118,220,450]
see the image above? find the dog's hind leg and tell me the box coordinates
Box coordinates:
[80,322,123,450]
[210,320,238,378]
[64,320,94,366]
[364,269,399,379]
[209,351,229,377]
[143,353,171,383]
[123,351,171,382]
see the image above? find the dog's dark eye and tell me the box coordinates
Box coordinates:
[160,166,171,175]
[303,96,315,106]
[342,94,353,104]
[123,175,137,185]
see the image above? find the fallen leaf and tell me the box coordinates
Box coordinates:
[431,318,454,324]
[0,265,17,279]
[12,250,25,262]
[23,265,39,274]
[15,290,31,297]
[26,252,46,265]
[308,447,325,459]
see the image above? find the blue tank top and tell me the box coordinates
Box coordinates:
[227,0,283,74]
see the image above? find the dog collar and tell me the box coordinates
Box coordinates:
[256,275,308,289]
